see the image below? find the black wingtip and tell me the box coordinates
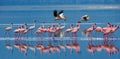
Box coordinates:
[53,10,58,17]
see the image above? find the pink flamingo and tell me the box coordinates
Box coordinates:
[4,23,13,37]
[48,24,56,37]
[20,24,28,38]
[110,25,119,33]
[87,23,96,37]
[65,24,73,37]
[71,23,80,37]
[36,26,43,37]
[56,23,65,31]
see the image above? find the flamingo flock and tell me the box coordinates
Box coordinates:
[84,23,119,55]
[3,22,119,56]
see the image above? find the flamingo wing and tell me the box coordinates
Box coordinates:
[59,10,63,14]
[54,10,58,17]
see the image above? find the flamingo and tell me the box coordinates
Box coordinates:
[65,24,73,37]
[53,10,67,21]
[78,15,90,23]
[48,24,56,37]
[86,23,96,37]
[28,20,36,37]
[4,23,13,37]
[71,23,80,37]
[14,26,22,40]
[20,23,28,38]
[111,25,119,33]
[55,22,66,37]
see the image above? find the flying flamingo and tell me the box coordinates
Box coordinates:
[53,10,67,21]
[78,15,90,23]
